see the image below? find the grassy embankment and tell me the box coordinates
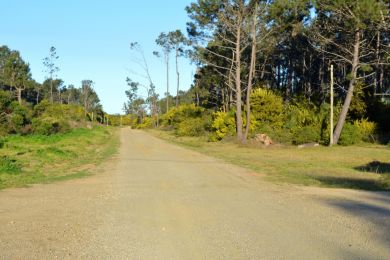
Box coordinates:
[0,126,119,189]
[151,130,390,191]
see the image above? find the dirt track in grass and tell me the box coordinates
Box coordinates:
[1,128,389,259]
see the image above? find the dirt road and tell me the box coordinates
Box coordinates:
[1,129,389,259]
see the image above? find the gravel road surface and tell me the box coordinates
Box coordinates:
[1,129,389,259]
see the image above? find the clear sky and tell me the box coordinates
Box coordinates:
[1,0,196,114]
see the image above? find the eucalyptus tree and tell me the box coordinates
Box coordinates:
[43,46,59,104]
[129,42,160,126]
[166,30,188,106]
[124,77,139,125]
[81,80,101,120]
[154,33,172,112]
[147,83,159,127]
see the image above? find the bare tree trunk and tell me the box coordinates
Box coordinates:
[374,30,380,94]
[260,57,267,80]
[195,81,200,106]
[235,24,244,142]
[36,88,40,104]
[166,54,170,112]
[333,30,361,144]
[175,48,180,107]
[221,87,226,112]
[228,52,234,110]
[50,78,53,104]
[379,65,384,93]
[58,89,62,104]
[244,4,258,142]
[17,87,22,105]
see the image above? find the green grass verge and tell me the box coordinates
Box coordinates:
[0,126,119,189]
[150,130,390,191]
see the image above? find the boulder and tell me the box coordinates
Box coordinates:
[254,133,273,146]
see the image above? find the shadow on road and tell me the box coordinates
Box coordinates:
[311,176,389,191]
[321,192,390,252]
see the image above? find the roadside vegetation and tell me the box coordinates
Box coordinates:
[0,126,118,189]
[118,0,390,191]
[0,45,119,189]
[152,130,390,191]
[1,1,389,190]
[122,0,389,147]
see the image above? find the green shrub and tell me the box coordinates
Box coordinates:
[339,123,362,146]
[8,102,31,133]
[161,104,205,126]
[9,114,25,133]
[136,117,153,129]
[354,119,377,142]
[34,101,85,122]
[256,124,293,144]
[176,117,207,137]
[251,88,284,128]
[284,103,319,131]
[33,100,51,117]
[32,117,71,135]
[292,125,321,145]
[0,90,12,111]
[210,111,236,141]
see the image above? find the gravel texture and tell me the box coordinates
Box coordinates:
[0,128,389,259]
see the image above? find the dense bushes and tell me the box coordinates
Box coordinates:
[34,100,85,122]
[176,117,207,137]
[291,125,321,145]
[250,88,284,128]
[339,123,362,146]
[159,104,211,136]
[248,89,333,145]
[0,90,89,136]
[0,91,31,135]
[158,89,381,146]
[159,87,382,146]
[209,111,236,141]
[31,117,70,135]
[161,104,205,126]
[136,117,153,129]
[354,119,377,142]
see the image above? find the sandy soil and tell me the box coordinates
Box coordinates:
[0,128,389,259]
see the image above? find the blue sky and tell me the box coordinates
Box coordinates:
[1,0,195,114]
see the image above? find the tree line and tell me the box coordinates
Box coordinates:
[125,0,389,145]
[0,45,104,135]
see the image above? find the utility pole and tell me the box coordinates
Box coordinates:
[330,64,334,146]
